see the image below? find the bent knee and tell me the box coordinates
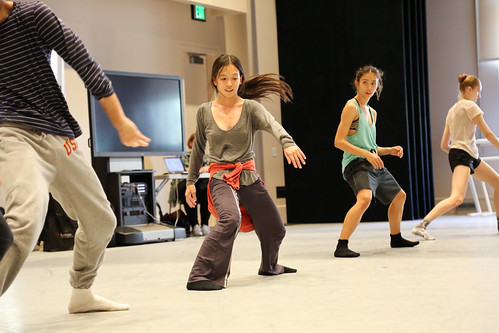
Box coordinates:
[356,191,372,210]
[86,207,117,235]
[217,212,241,232]
[276,225,286,240]
[101,207,117,230]
[395,189,406,202]
[451,197,464,207]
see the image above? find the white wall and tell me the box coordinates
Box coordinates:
[477,0,499,60]
[172,0,247,13]
[426,0,478,202]
[477,0,499,172]
[250,0,288,220]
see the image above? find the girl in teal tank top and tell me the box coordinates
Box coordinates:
[333,65,419,258]
[341,98,378,177]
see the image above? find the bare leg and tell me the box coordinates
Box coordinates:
[413,165,470,240]
[471,161,499,231]
[425,166,470,221]
[387,189,406,235]
[334,190,371,257]
[339,190,372,239]
[387,190,419,248]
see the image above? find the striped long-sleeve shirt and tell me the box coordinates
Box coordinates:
[0,1,114,138]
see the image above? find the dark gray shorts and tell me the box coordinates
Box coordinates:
[344,158,402,205]
[448,148,481,175]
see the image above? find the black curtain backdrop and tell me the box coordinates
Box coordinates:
[275,0,434,223]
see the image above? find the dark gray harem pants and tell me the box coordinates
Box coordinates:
[187,178,286,288]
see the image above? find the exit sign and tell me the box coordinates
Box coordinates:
[191,5,206,22]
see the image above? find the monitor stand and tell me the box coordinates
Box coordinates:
[108,157,143,172]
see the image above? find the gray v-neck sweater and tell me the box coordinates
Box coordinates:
[187,99,295,186]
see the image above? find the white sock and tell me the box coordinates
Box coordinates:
[416,219,431,229]
[68,288,130,314]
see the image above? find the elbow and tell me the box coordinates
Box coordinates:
[440,141,450,152]
[440,144,447,152]
[334,137,343,149]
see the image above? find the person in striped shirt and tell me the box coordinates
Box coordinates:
[0,1,150,313]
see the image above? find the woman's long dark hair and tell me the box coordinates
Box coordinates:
[210,54,293,103]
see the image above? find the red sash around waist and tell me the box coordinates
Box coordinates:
[207,160,258,232]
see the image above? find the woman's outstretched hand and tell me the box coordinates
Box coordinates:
[284,145,307,169]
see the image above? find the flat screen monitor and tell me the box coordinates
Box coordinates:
[88,71,186,157]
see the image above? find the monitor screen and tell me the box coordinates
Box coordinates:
[88,71,186,157]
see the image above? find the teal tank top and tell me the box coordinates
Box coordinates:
[341,98,378,176]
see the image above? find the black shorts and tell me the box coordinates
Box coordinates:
[344,158,402,205]
[448,148,481,174]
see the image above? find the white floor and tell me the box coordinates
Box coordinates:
[1,215,498,333]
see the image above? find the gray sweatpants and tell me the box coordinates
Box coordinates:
[0,125,116,295]
[188,178,286,288]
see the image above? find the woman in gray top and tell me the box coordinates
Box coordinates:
[185,54,306,291]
